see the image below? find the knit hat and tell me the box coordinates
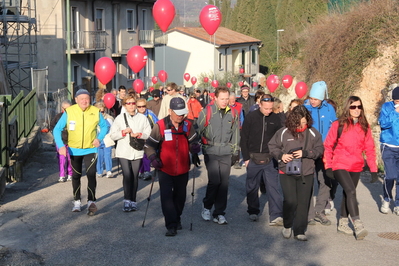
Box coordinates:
[241,85,250,91]
[392,87,399,100]
[309,81,328,101]
[75,89,90,98]
[170,97,188,116]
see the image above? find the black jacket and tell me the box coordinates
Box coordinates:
[236,95,255,117]
[240,109,283,161]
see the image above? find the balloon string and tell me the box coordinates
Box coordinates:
[213,34,216,82]
[163,32,166,85]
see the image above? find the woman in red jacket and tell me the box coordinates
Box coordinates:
[324,96,377,240]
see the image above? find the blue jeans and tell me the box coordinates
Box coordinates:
[381,144,399,206]
[97,142,112,174]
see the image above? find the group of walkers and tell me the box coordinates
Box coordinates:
[50,80,399,240]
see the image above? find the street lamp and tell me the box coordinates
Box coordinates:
[276,29,284,61]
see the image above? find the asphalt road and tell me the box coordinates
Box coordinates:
[1,134,399,265]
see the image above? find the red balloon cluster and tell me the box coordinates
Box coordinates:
[103,93,116,109]
[153,0,175,33]
[184,73,190,82]
[295,82,308,98]
[158,70,168,83]
[199,5,222,35]
[127,46,148,74]
[282,75,293,89]
[266,75,280,93]
[133,79,144,94]
[94,57,116,85]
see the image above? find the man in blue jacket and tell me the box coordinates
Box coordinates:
[304,81,337,226]
[379,86,399,215]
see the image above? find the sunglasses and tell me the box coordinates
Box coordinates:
[137,105,146,108]
[125,102,136,105]
[349,105,362,110]
[261,97,275,102]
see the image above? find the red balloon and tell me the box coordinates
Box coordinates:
[226,82,232,88]
[266,74,280,93]
[211,80,219,88]
[158,70,168,83]
[184,73,190,82]
[149,86,155,92]
[103,93,116,109]
[238,81,244,87]
[191,76,197,85]
[133,79,144,94]
[239,68,245,74]
[295,82,308,98]
[153,0,175,33]
[252,82,258,88]
[203,77,209,83]
[152,76,158,84]
[282,75,293,89]
[199,5,222,35]
[127,46,148,74]
[94,57,116,85]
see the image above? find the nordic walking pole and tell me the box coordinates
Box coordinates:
[142,170,156,227]
[190,166,196,231]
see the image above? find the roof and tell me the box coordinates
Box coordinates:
[167,27,262,47]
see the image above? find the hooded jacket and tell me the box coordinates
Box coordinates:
[379,101,399,146]
[324,121,377,172]
[268,127,324,176]
[304,99,337,141]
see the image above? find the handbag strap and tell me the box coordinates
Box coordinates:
[300,129,309,181]
[123,113,130,128]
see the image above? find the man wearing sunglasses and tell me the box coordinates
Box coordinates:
[240,95,284,224]
[158,82,186,119]
[304,81,337,226]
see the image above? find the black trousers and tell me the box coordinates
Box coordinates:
[120,158,141,202]
[158,170,189,230]
[70,153,97,201]
[280,174,313,236]
[334,170,360,220]
[203,154,231,217]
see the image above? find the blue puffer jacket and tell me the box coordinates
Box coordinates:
[304,99,337,141]
[379,101,399,146]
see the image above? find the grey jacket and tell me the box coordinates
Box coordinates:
[197,104,240,156]
[268,127,324,176]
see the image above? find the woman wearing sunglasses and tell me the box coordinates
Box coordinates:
[323,96,377,240]
[109,93,151,212]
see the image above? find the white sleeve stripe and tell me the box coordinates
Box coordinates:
[149,136,159,143]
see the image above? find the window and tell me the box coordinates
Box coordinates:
[241,49,245,66]
[127,67,135,81]
[142,9,147,30]
[96,9,104,31]
[252,49,256,64]
[218,53,223,70]
[127,9,135,31]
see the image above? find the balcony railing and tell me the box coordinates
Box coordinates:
[66,31,107,52]
[139,30,167,47]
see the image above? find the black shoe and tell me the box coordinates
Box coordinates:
[177,222,182,230]
[165,228,177,237]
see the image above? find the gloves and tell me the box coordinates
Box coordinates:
[149,154,163,170]
[231,152,240,166]
[325,168,335,180]
[191,153,201,167]
[190,143,201,154]
[370,172,378,183]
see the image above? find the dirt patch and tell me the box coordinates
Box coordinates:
[0,246,44,266]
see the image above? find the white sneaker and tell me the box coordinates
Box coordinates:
[130,201,138,211]
[72,200,81,212]
[58,176,66,182]
[381,199,390,214]
[324,209,331,216]
[394,206,399,216]
[282,227,292,239]
[96,174,103,178]
[67,175,72,181]
[329,200,335,211]
[106,171,112,178]
[213,215,228,225]
[201,206,211,221]
[269,217,284,226]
